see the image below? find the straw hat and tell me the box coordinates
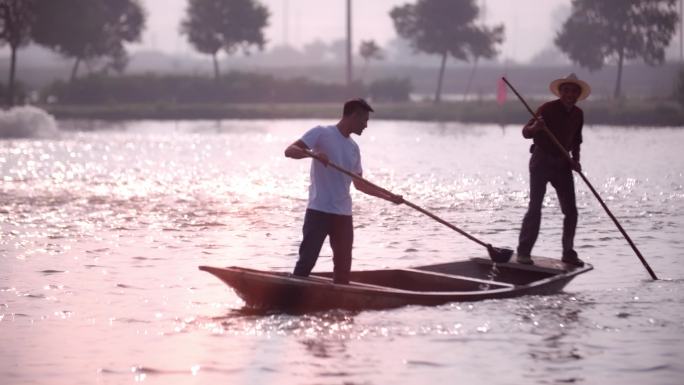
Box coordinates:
[549,73,591,101]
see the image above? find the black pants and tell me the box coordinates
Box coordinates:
[293,209,354,284]
[517,157,578,258]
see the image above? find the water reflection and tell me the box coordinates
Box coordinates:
[2,121,683,385]
[301,338,348,359]
[510,294,599,383]
[211,308,359,339]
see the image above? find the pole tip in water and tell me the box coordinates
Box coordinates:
[488,245,513,263]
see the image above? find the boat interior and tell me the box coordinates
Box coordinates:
[414,258,563,285]
[311,257,565,292]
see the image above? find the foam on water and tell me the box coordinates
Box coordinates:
[0,105,59,139]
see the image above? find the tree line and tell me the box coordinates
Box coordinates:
[0,0,679,108]
[44,73,412,104]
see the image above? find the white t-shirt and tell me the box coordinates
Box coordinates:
[300,125,362,216]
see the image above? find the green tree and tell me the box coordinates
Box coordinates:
[358,40,383,81]
[181,0,269,79]
[0,0,34,106]
[32,0,145,82]
[390,0,503,103]
[675,67,684,107]
[462,23,501,101]
[555,0,678,99]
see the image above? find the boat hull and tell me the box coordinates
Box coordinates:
[199,256,592,312]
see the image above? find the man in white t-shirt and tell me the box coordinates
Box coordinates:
[284,98,404,284]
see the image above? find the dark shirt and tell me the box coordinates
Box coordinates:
[528,99,583,158]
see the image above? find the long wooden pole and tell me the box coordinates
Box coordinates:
[502,77,658,280]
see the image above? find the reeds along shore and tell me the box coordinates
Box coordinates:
[39,99,684,127]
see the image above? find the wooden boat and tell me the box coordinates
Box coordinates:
[199,256,592,312]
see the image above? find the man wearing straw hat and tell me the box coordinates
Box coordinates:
[516,73,591,267]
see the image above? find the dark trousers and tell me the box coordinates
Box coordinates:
[293,209,354,284]
[517,160,578,258]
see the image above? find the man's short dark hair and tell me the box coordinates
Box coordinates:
[343,98,374,116]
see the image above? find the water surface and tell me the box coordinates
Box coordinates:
[1,119,683,384]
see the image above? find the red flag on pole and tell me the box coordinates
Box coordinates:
[496,76,507,105]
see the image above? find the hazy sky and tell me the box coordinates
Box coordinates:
[134,0,571,63]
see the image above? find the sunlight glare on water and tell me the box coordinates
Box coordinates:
[1,119,683,385]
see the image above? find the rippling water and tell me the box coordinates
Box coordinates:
[1,119,683,385]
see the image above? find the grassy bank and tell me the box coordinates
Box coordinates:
[41,99,684,126]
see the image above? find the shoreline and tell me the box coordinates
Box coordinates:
[39,100,684,127]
